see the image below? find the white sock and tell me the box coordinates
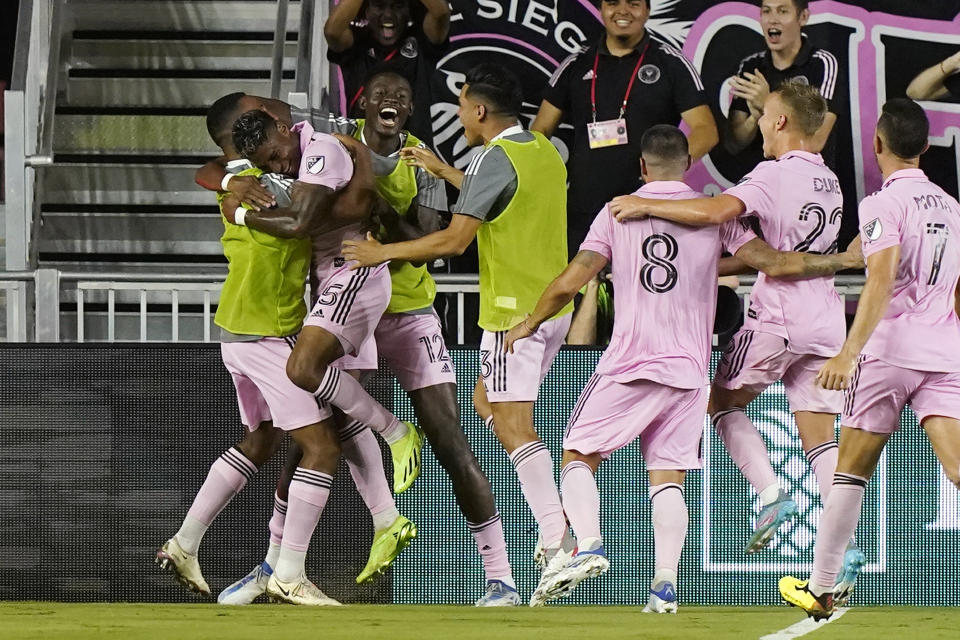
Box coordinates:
[275,548,307,583]
[381,421,408,445]
[174,515,207,556]
[653,568,678,587]
[372,505,401,531]
[264,541,281,569]
[759,484,781,506]
[493,576,516,589]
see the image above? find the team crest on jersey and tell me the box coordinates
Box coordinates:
[791,75,810,85]
[334,257,345,268]
[863,217,883,242]
[400,36,418,59]
[639,64,661,84]
[306,156,325,174]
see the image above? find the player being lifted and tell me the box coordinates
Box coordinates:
[343,64,573,606]
[780,99,960,619]
[507,125,863,612]
[610,80,865,583]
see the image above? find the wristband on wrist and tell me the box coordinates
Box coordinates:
[220,173,234,191]
[234,207,247,226]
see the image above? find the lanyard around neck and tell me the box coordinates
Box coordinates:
[591,41,651,123]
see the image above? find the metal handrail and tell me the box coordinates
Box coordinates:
[270,0,291,98]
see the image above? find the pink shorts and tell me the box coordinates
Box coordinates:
[336,334,378,371]
[303,264,390,358]
[843,355,960,433]
[221,338,333,431]
[716,329,842,414]
[480,314,572,403]
[376,309,456,392]
[564,375,708,469]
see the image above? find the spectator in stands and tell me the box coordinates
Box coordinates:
[724,0,844,171]
[324,0,450,146]
[906,50,960,101]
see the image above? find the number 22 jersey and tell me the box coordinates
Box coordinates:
[580,182,754,389]
[724,150,845,357]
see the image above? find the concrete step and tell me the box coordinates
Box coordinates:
[41,163,215,206]
[67,38,298,72]
[54,113,217,154]
[63,73,295,108]
[66,0,301,33]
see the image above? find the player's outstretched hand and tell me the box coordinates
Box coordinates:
[503,317,537,353]
[400,147,448,179]
[220,194,242,224]
[816,352,857,390]
[609,195,649,222]
[226,175,274,211]
[342,232,388,269]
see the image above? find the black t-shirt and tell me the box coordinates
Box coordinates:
[327,22,449,147]
[543,32,708,254]
[945,72,960,99]
[730,36,846,169]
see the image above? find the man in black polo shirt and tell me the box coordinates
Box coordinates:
[324,0,450,146]
[531,0,718,259]
[906,50,960,101]
[725,0,845,173]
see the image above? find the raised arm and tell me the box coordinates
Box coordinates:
[342,213,481,267]
[503,251,609,352]
[323,0,365,53]
[732,235,863,279]
[418,0,450,45]
[399,147,465,189]
[817,245,900,390]
[906,51,960,101]
[610,193,745,226]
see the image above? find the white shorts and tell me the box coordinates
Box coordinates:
[480,314,572,403]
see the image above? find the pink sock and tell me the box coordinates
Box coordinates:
[468,512,513,582]
[650,483,687,576]
[268,492,287,546]
[509,440,566,547]
[338,420,396,516]
[713,409,779,494]
[805,440,839,502]
[809,473,867,594]
[314,367,401,434]
[275,468,333,582]
[177,447,256,554]
[560,461,602,543]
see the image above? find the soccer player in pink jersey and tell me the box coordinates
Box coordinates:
[780,99,960,619]
[610,82,862,570]
[505,125,862,611]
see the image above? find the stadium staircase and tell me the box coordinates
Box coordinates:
[39,0,302,339]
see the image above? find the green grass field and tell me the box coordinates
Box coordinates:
[3,604,959,640]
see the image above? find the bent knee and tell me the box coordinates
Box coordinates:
[286,354,325,392]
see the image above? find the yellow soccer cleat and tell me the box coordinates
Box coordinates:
[389,422,423,493]
[779,575,836,621]
[356,515,418,583]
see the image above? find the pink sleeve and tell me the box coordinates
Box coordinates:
[578,206,614,260]
[859,193,902,258]
[297,135,354,190]
[723,162,777,221]
[719,218,757,256]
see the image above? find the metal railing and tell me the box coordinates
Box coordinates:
[0,269,867,344]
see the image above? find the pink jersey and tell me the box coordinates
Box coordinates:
[724,150,845,356]
[582,181,754,389]
[859,169,960,372]
[291,121,363,283]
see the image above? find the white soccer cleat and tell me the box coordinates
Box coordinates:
[218,561,273,605]
[529,547,574,607]
[266,573,342,606]
[544,545,610,600]
[155,537,211,597]
[642,580,678,614]
[475,579,521,607]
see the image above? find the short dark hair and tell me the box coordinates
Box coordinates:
[595,0,650,7]
[207,92,245,145]
[759,0,809,10]
[362,65,412,92]
[776,79,827,136]
[641,125,689,163]
[464,63,523,119]
[877,98,929,159]
[232,110,275,158]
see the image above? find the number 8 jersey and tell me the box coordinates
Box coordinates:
[724,150,846,357]
[581,181,754,389]
[858,169,960,372]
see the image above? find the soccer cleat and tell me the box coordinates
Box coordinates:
[779,576,836,621]
[475,579,521,607]
[356,515,417,583]
[834,540,866,606]
[642,580,678,614]
[218,561,272,605]
[745,491,798,554]
[266,573,342,606]
[543,546,610,600]
[155,537,211,597]
[534,526,576,569]
[529,547,574,607]
[390,422,423,493]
